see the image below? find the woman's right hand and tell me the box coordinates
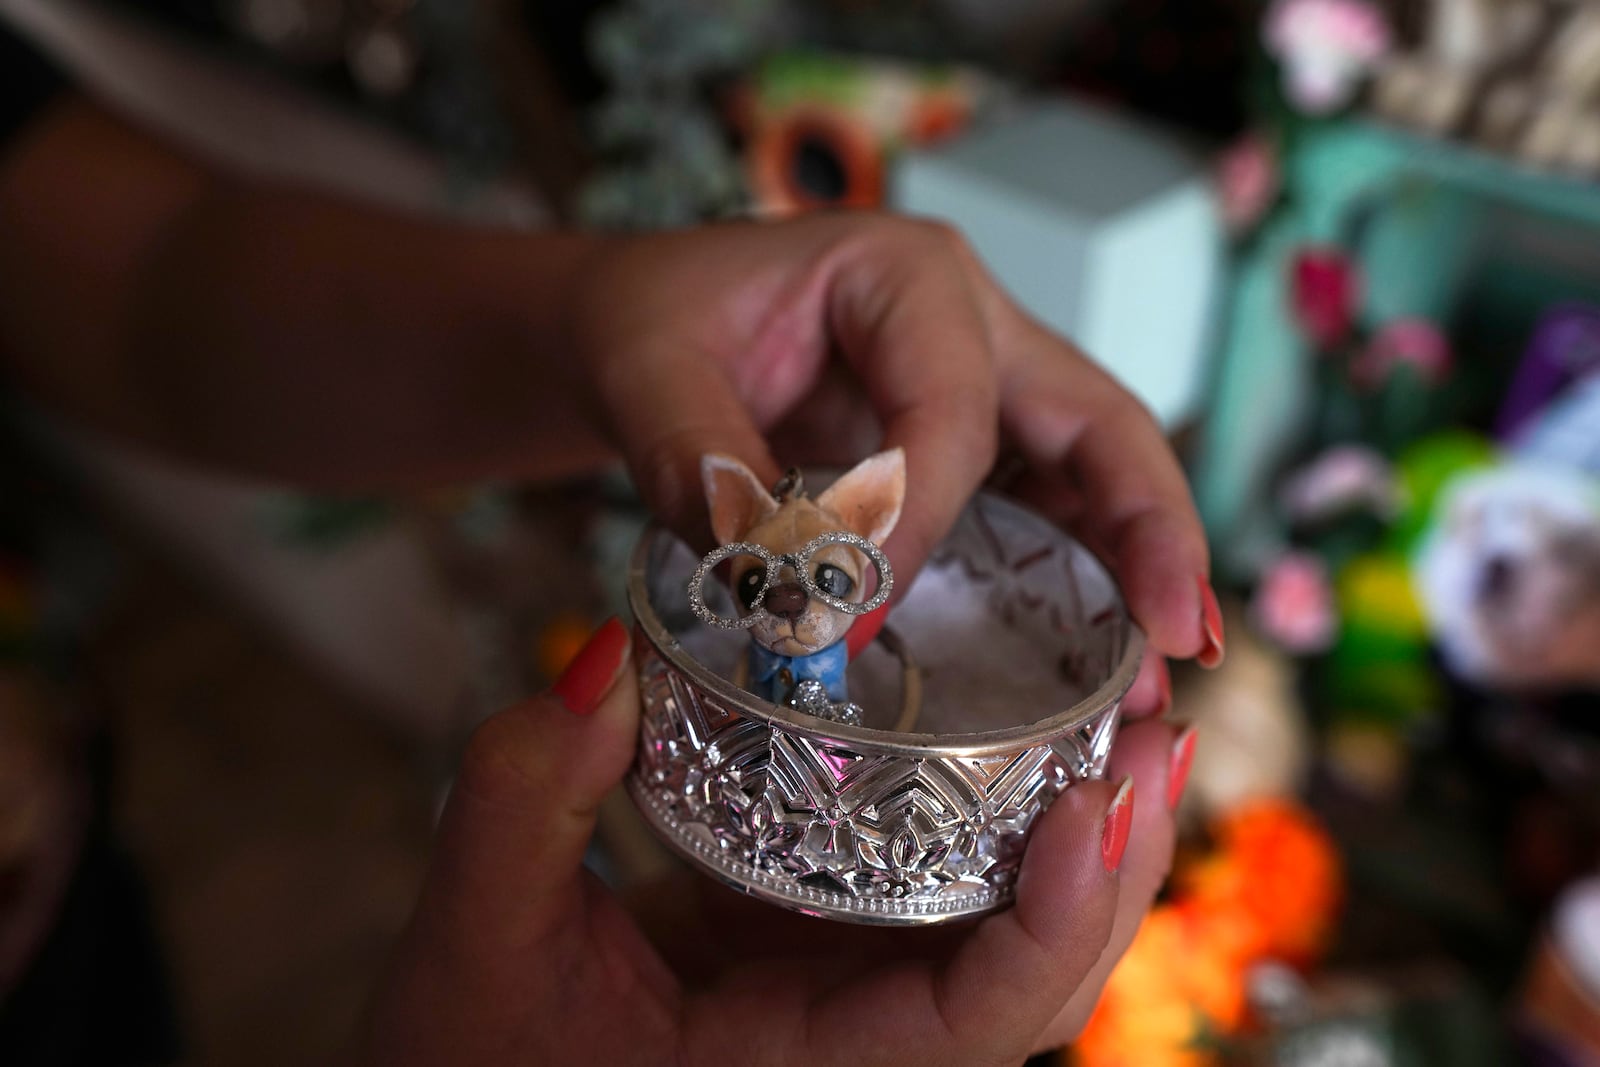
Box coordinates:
[570,213,1222,718]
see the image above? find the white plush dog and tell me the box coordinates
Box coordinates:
[1415,463,1600,690]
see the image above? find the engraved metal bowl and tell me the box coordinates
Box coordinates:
[624,490,1143,926]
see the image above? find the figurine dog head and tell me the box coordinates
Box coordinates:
[1416,464,1600,690]
[703,449,905,657]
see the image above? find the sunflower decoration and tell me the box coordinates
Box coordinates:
[734,52,995,216]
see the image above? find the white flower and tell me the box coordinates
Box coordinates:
[1280,445,1401,524]
[1265,0,1392,114]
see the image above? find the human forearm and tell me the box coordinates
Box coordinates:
[126,183,618,487]
[0,97,618,488]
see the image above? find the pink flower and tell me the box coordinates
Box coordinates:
[1265,0,1391,114]
[1291,247,1361,348]
[1352,318,1452,390]
[1216,132,1280,234]
[1252,551,1339,653]
[1280,445,1400,523]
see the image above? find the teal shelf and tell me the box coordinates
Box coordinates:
[1194,120,1600,576]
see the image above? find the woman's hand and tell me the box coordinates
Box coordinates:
[363,219,1212,1061]
[2,99,1220,695]
[572,214,1222,710]
[362,621,1189,1065]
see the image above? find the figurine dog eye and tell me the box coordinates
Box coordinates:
[813,563,854,599]
[735,568,766,611]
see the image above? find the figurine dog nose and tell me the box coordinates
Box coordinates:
[763,581,809,621]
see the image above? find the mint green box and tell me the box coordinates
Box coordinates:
[892,100,1225,431]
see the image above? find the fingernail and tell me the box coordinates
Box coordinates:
[551,617,631,716]
[1197,577,1225,669]
[1101,776,1135,873]
[1167,724,1197,812]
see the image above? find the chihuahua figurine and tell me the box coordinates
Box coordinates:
[698,448,905,710]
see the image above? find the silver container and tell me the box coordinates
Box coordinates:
[624,490,1142,925]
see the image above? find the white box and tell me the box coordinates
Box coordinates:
[892,100,1223,428]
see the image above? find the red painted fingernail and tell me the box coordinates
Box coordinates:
[1167,724,1197,812]
[1101,776,1135,873]
[551,618,630,716]
[1197,577,1225,669]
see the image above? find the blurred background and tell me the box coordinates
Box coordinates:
[2,0,1599,1064]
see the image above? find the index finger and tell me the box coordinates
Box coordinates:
[602,338,784,551]
[825,221,1001,582]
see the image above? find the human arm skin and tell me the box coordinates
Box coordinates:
[0,95,619,489]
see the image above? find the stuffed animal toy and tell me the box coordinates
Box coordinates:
[1415,462,1600,690]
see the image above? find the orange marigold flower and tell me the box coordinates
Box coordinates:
[1181,799,1343,966]
[1072,906,1237,1067]
[1066,801,1344,1067]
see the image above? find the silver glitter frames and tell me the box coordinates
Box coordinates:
[687,531,894,629]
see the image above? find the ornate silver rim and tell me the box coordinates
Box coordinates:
[626,500,1143,759]
[623,773,1009,925]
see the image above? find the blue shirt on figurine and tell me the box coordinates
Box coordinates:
[747,640,849,706]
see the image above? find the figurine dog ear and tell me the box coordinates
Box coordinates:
[703,454,780,546]
[817,448,906,545]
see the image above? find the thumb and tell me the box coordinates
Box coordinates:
[604,346,783,552]
[782,776,1133,1067]
[415,618,638,953]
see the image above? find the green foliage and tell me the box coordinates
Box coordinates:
[1389,432,1496,555]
